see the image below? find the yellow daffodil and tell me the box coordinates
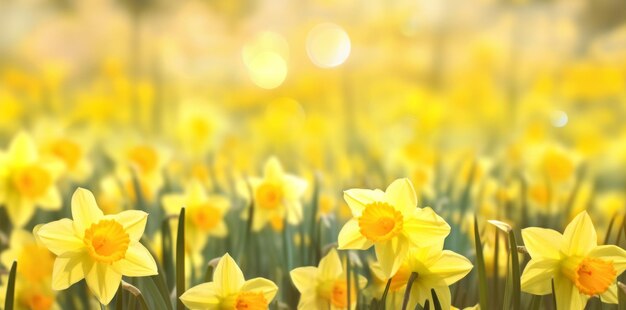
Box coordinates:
[0,132,62,227]
[370,241,473,310]
[0,230,58,310]
[180,253,278,309]
[162,180,230,253]
[290,248,367,309]
[521,211,626,309]
[36,188,158,305]
[42,136,92,182]
[244,157,307,231]
[337,178,450,277]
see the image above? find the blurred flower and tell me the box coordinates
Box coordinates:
[521,211,626,308]
[337,178,450,277]
[162,180,230,253]
[243,156,307,232]
[36,188,158,305]
[290,248,367,309]
[180,253,278,309]
[0,132,62,227]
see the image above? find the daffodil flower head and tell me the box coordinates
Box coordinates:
[337,178,450,277]
[0,132,62,227]
[521,211,626,309]
[369,242,473,310]
[246,156,307,231]
[180,253,278,309]
[290,248,367,309]
[36,188,158,305]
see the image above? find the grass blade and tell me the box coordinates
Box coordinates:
[430,289,442,310]
[176,207,186,310]
[161,218,175,291]
[401,272,418,310]
[3,261,17,310]
[379,278,392,310]
[508,230,521,310]
[473,216,488,310]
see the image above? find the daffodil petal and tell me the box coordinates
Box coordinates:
[562,211,597,257]
[432,286,452,310]
[71,188,104,234]
[161,194,185,214]
[403,207,450,248]
[115,243,157,277]
[521,227,563,260]
[180,282,221,309]
[52,254,85,290]
[8,132,37,165]
[214,253,245,296]
[264,157,284,182]
[428,250,473,285]
[588,245,626,273]
[600,283,618,304]
[241,277,278,302]
[290,266,318,292]
[337,219,373,250]
[375,237,408,278]
[384,178,417,215]
[110,210,148,242]
[343,188,385,216]
[554,275,588,310]
[318,248,343,280]
[37,218,84,256]
[5,198,35,228]
[84,262,122,305]
[520,258,559,295]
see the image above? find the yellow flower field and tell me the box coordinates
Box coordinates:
[1,0,626,309]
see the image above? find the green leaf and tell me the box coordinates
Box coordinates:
[161,218,175,291]
[528,294,541,310]
[204,264,214,283]
[379,278,392,310]
[508,230,521,310]
[3,261,16,310]
[401,272,418,310]
[473,216,488,310]
[176,208,186,310]
[618,282,626,310]
[430,289,442,310]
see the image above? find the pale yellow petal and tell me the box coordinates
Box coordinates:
[554,275,588,310]
[38,186,62,210]
[286,201,304,225]
[432,286,452,310]
[520,259,559,295]
[562,211,597,257]
[180,282,221,309]
[318,248,343,280]
[84,262,122,305]
[337,219,373,250]
[71,188,104,234]
[214,253,245,296]
[588,245,626,274]
[600,284,618,304]
[52,254,86,290]
[241,278,278,302]
[283,175,307,199]
[428,250,473,285]
[37,218,84,256]
[375,237,408,278]
[384,178,417,215]
[5,198,35,228]
[211,221,228,237]
[343,188,384,217]
[115,243,157,277]
[8,132,37,165]
[264,157,284,182]
[521,227,563,260]
[161,194,186,214]
[110,210,148,242]
[403,207,450,248]
[290,267,318,292]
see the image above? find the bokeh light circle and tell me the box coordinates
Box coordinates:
[306,23,351,68]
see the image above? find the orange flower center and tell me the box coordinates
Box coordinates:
[83,219,130,263]
[234,292,268,310]
[23,292,54,310]
[49,138,81,169]
[564,257,616,296]
[127,145,158,174]
[189,203,222,231]
[255,182,283,210]
[389,264,412,291]
[358,202,403,242]
[543,150,574,182]
[13,164,51,198]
